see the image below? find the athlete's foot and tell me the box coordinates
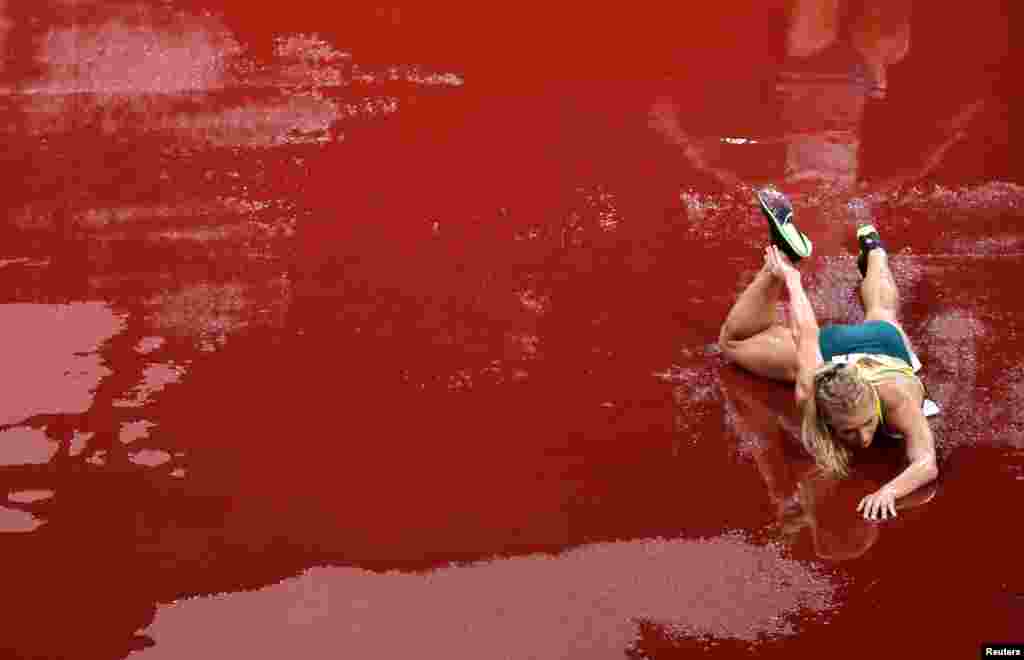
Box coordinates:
[856,224,885,277]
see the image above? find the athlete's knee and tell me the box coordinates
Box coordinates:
[717,324,740,362]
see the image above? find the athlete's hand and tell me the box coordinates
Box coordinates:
[765,245,799,281]
[857,487,898,520]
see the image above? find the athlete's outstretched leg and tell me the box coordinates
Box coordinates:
[860,248,898,317]
[857,226,920,367]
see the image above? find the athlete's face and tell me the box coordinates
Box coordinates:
[828,394,880,450]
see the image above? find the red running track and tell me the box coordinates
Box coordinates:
[0,3,1019,659]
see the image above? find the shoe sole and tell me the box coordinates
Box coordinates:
[757,188,813,262]
[856,224,878,240]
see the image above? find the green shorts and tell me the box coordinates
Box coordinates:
[818,320,914,366]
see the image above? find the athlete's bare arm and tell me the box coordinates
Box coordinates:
[857,386,939,519]
[765,246,823,411]
[879,391,939,497]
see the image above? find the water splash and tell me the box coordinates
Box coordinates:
[30,4,241,95]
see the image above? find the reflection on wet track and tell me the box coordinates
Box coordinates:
[0,2,1019,659]
[141,535,838,659]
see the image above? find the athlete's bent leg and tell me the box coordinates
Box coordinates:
[719,266,799,382]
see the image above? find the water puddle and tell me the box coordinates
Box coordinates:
[140,534,839,660]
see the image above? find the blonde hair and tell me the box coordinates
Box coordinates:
[800,363,873,477]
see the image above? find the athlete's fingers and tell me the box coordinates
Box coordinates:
[888,500,897,518]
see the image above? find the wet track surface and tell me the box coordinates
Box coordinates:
[0,3,1020,659]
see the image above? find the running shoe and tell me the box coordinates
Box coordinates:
[856,224,884,277]
[756,187,813,262]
